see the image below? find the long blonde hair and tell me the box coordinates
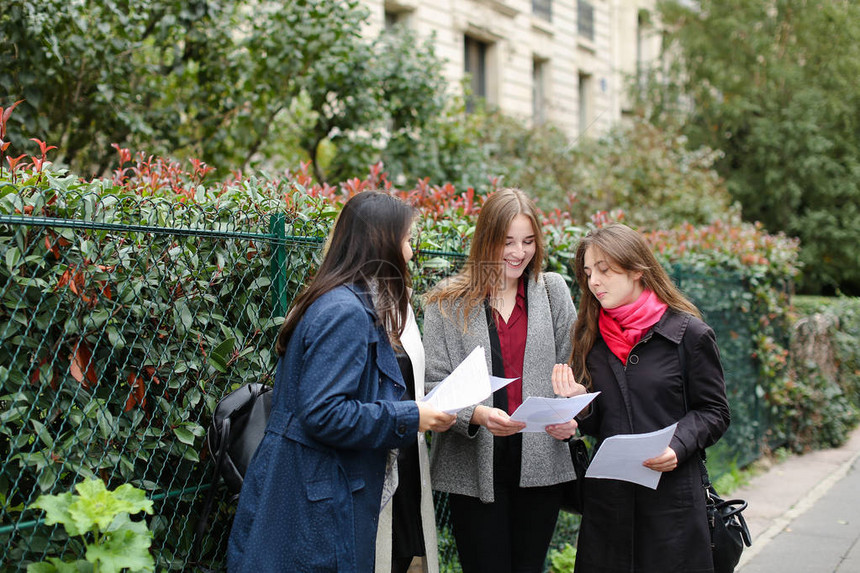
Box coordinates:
[424,188,545,330]
[570,223,701,388]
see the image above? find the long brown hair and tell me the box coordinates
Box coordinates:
[275,191,414,355]
[570,223,701,388]
[424,187,545,330]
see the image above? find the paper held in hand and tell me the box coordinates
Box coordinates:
[509,393,600,433]
[585,422,679,489]
[422,346,517,414]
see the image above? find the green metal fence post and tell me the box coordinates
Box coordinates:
[269,213,288,318]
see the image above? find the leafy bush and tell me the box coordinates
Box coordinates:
[28,479,154,573]
[0,106,803,568]
[776,296,860,451]
[448,113,735,230]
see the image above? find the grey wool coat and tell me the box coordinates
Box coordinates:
[422,272,577,503]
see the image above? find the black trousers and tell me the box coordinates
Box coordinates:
[448,435,564,573]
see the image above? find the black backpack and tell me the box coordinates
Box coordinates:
[206,382,273,496]
[192,382,273,561]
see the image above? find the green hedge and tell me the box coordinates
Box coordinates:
[0,151,802,569]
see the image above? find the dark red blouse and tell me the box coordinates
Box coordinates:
[493,278,528,414]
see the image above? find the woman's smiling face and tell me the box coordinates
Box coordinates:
[583,246,643,309]
[501,214,536,285]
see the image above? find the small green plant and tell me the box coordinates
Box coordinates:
[711,460,748,495]
[548,542,577,572]
[27,479,154,573]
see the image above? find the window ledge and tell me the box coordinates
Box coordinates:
[578,36,596,53]
[531,15,554,36]
[480,0,519,18]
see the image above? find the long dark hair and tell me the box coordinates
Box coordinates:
[570,223,701,388]
[275,191,415,355]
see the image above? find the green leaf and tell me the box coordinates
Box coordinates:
[108,483,154,515]
[172,426,195,445]
[26,558,86,573]
[86,514,153,573]
[26,562,57,572]
[31,420,54,449]
[67,479,153,533]
[37,466,58,493]
[209,337,235,373]
[30,492,82,536]
[6,246,21,273]
[181,446,200,462]
[175,300,193,332]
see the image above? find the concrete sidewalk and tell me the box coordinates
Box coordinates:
[734,425,860,572]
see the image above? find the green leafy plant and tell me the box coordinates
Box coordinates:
[27,479,154,573]
[548,542,577,572]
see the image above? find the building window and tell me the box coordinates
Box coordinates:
[533,58,547,126]
[385,10,406,31]
[532,0,552,21]
[636,9,650,89]
[578,0,594,42]
[578,72,593,135]
[464,35,488,112]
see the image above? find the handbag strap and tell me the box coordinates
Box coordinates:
[678,339,713,488]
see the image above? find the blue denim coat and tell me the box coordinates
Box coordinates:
[227,284,420,572]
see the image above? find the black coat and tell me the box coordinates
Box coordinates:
[576,309,731,573]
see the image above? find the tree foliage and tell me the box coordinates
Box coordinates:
[0,0,445,184]
[456,111,735,230]
[650,0,860,294]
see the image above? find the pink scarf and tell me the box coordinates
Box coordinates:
[598,290,668,364]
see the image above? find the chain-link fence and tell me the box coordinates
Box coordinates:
[0,189,773,571]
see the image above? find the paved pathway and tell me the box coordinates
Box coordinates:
[735,425,860,572]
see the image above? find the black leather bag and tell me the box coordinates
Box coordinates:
[560,437,591,514]
[706,482,752,573]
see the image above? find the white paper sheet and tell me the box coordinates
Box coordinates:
[585,423,679,489]
[423,346,514,414]
[490,375,518,393]
[509,393,600,432]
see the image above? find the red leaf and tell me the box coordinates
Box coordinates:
[45,233,60,258]
[1,99,24,124]
[30,357,48,386]
[69,341,98,389]
[125,372,146,411]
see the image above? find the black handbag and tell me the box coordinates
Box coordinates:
[702,467,753,573]
[560,437,590,514]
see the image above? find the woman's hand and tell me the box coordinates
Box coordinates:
[643,447,678,472]
[545,418,578,441]
[416,402,457,433]
[552,363,588,398]
[471,405,526,436]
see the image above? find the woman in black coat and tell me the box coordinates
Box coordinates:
[553,223,731,573]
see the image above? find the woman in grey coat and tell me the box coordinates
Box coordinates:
[422,188,578,573]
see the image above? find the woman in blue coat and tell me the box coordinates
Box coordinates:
[228,191,456,572]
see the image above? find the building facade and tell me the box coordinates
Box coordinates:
[359,0,661,140]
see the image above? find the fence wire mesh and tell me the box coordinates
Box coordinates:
[0,188,773,571]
